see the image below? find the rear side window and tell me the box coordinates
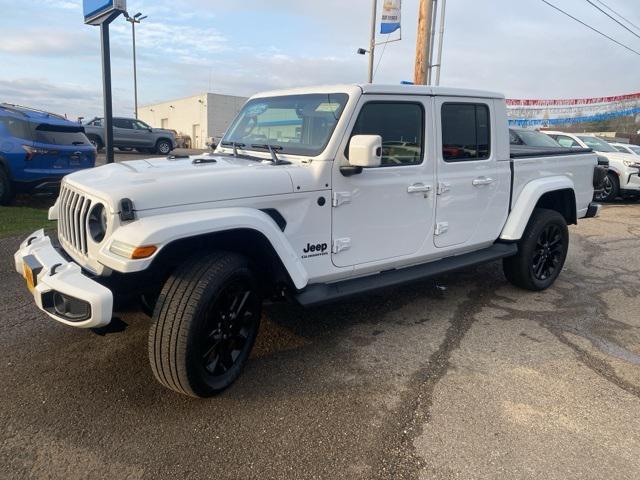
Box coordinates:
[0,117,31,140]
[350,102,424,166]
[34,125,90,146]
[441,103,490,162]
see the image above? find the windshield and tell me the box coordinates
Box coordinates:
[511,129,561,147]
[577,135,617,152]
[222,93,349,156]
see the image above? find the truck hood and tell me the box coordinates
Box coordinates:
[64,154,295,212]
[597,151,635,164]
[152,128,175,136]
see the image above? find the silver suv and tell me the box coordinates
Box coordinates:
[84,117,176,154]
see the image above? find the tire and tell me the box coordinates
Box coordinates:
[503,208,569,291]
[0,167,13,205]
[595,171,619,202]
[155,139,172,155]
[148,252,262,397]
[118,147,133,152]
[88,135,103,152]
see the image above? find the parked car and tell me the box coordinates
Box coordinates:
[611,143,640,156]
[83,117,176,155]
[543,131,640,201]
[509,127,562,148]
[15,84,602,397]
[0,104,96,205]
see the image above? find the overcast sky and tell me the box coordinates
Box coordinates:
[1,0,639,119]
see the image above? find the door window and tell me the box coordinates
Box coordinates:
[441,103,490,162]
[113,118,133,129]
[349,102,424,166]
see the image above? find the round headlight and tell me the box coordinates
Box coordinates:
[88,203,108,243]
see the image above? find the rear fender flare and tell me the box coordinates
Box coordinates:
[500,176,575,241]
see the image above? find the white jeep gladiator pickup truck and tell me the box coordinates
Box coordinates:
[14,84,603,397]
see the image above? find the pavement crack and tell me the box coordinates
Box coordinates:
[374,280,491,480]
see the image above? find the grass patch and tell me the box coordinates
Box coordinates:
[0,206,52,239]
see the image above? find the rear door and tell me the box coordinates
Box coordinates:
[331,96,436,267]
[433,98,510,248]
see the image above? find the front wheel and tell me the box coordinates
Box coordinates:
[595,171,619,202]
[148,252,262,397]
[155,139,172,155]
[503,208,569,291]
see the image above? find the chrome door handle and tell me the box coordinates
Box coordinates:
[407,183,432,194]
[472,177,495,186]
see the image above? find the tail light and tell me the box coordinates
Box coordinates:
[22,145,54,161]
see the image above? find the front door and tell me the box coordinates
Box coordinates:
[433,98,510,248]
[331,97,435,267]
[112,118,137,147]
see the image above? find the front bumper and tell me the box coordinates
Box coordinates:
[13,230,113,328]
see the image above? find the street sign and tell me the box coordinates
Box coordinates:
[84,0,126,25]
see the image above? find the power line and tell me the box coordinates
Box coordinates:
[585,0,640,41]
[540,0,640,57]
[593,0,640,35]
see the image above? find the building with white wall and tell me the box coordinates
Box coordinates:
[139,93,248,149]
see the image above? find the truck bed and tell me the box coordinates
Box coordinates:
[510,145,592,159]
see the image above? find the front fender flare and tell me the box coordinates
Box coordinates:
[98,207,309,289]
[500,176,575,241]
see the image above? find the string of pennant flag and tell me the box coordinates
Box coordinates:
[507,92,640,127]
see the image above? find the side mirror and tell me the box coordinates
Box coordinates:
[348,135,382,168]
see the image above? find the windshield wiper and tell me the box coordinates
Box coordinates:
[251,144,283,164]
[220,141,246,157]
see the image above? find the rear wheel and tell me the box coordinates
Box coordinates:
[503,208,569,291]
[0,167,13,205]
[148,252,262,397]
[595,171,619,202]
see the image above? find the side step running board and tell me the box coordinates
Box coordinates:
[295,243,518,307]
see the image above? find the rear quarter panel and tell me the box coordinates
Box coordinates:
[511,152,596,217]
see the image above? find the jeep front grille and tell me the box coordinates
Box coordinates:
[58,185,92,256]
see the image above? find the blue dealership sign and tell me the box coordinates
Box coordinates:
[83,0,126,25]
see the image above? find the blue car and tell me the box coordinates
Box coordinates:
[0,104,96,205]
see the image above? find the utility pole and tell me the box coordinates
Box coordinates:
[125,12,147,119]
[414,0,434,85]
[367,0,378,83]
[434,0,447,85]
[426,0,439,85]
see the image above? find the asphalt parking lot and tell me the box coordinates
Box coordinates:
[2,203,640,479]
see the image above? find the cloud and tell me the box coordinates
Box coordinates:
[0,78,127,119]
[0,29,95,56]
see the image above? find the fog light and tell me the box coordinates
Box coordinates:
[49,292,91,321]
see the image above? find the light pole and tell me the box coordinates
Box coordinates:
[125,12,147,119]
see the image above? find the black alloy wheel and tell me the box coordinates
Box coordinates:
[503,208,568,291]
[531,224,564,282]
[148,252,262,397]
[199,278,260,379]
